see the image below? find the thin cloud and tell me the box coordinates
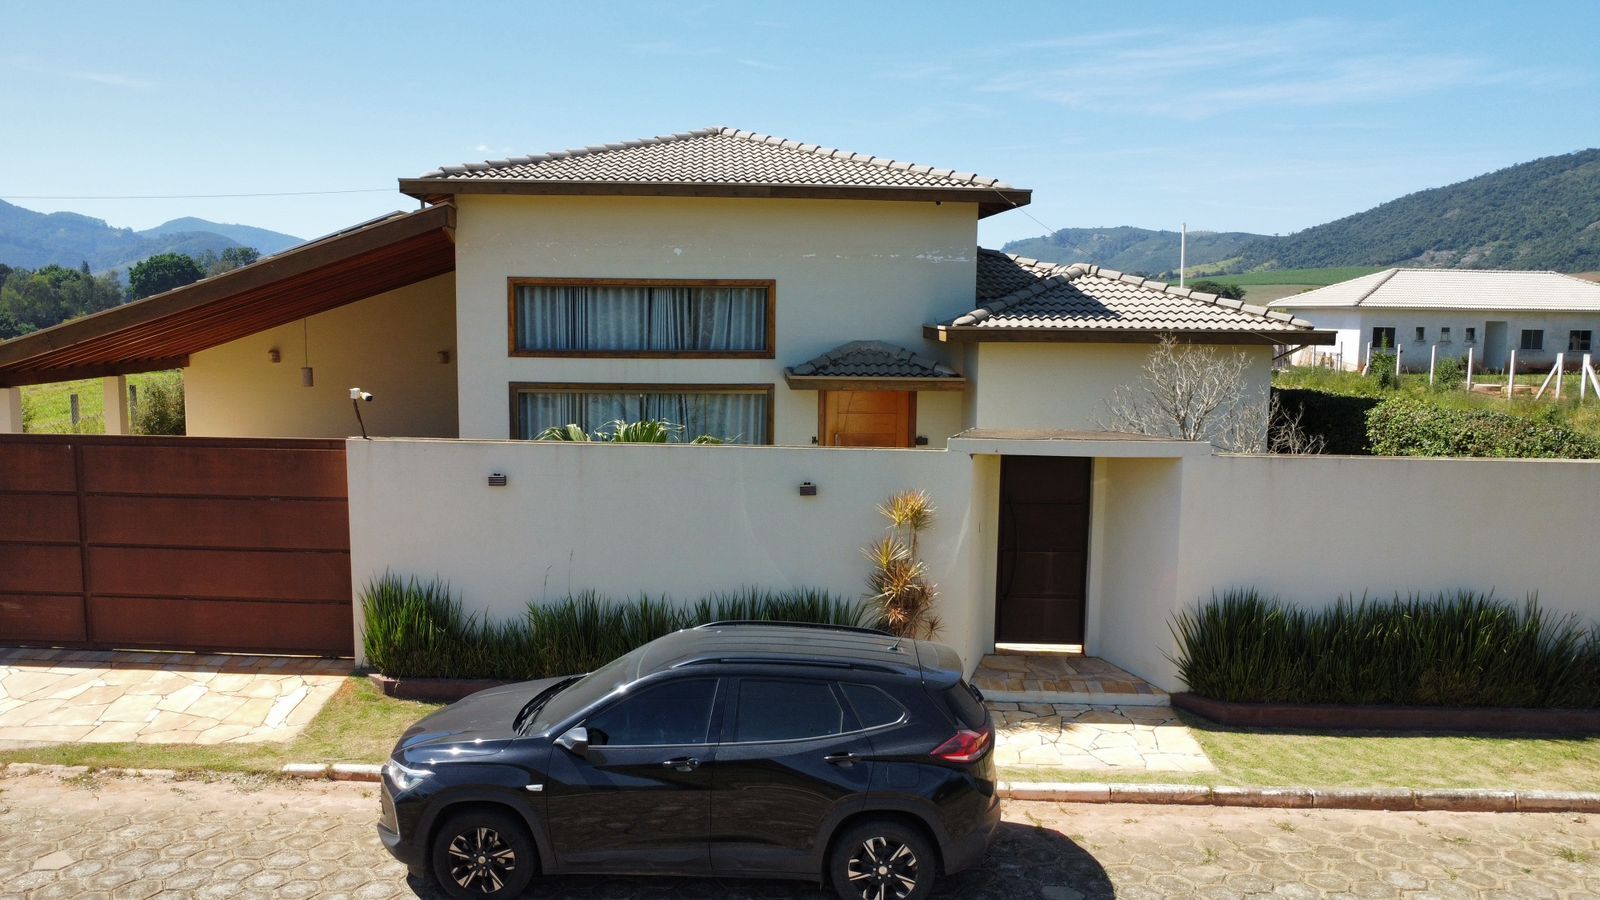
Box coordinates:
[924,18,1557,120]
[4,56,151,89]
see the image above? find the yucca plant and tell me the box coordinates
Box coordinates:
[863,490,941,639]
[1171,589,1600,708]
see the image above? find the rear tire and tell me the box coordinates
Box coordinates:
[429,809,537,899]
[829,818,937,900]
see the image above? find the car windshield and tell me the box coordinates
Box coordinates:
[523,645,646,735]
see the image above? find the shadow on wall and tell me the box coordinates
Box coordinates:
[404,822,1116,898]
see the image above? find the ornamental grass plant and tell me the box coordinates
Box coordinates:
[361,575,872,680]
[1172,589,1600,708]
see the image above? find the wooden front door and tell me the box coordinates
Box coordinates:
[995,456,1090,645]
[820,391,914,448]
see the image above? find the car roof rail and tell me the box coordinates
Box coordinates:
[694,620,893,637]
[675,657,901,673]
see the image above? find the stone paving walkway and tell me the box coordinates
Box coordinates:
[0,648,350,745]
[991,702,1214,773]
[973,653,1167,705]
[4,769,1598,899]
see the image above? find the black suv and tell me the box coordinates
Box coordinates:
[377,622,999,899]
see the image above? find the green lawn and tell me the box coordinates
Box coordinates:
[1201,266,1386,287]
[20,371,180,434]
[1002,710,1600,792]
[0,677,441,774]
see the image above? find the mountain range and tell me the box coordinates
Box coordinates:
[0,199,303,274]
[1003,148,1600,276]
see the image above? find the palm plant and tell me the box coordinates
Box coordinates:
[863,490,941,639]
[536,419,728,444]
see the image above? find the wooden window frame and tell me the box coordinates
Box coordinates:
[509,382,776,445]
[506,277,777,359]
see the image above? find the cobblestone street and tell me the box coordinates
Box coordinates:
[3,770,1599,899]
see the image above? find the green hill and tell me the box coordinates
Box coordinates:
[1236,149,1600,272]
[0,200,303,274]
[140,217,301,255]
[1000,226,1262,276]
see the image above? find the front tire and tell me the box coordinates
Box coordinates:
[430,809,537,899]
[829,819,937,900]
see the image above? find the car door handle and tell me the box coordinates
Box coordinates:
[662,756,700,772]
[823,752,859,767]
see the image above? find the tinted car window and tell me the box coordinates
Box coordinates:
[528,645,648,734]
[841,683,907,729]
[943,680,987,730]
[584,678,717,747]
[732,679,844,742]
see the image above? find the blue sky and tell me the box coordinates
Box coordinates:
[2,0,1596,249]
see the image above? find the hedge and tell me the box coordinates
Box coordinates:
[1367,396,1600,459]
[361,575,873,680]
[1171,590,1600,708]
[1272,388,1376,455]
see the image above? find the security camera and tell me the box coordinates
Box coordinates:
[349,388,374,402]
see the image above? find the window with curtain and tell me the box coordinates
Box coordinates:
[512,280,772,355]
[515,385,771,444]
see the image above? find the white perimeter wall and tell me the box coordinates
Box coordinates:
[452,195,979,446]
[1097,453,1600,690]
[346,439,997,672]
[186,274,457,438]
[348,439,1600,693]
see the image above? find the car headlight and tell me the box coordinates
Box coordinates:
[383,759,434,791]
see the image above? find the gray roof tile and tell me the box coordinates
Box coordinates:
[950,250,1319,334]
[788,341,962,379]
[415,126,1013,190]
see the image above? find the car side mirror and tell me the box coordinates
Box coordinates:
[555,726,589,757]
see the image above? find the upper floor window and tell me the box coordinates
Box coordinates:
[510,278,774,357]
[1570,330,1593,353]
[1520,329,1544,352]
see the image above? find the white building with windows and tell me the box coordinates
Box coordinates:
[1270,268,1600,373]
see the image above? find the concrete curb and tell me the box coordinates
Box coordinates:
[282,762,381,783]
[997,781,1600,813]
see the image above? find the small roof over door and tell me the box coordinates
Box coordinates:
[783,340,965,392]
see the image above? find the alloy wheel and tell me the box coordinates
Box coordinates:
[846,835,920,900]
[445,825,518,894]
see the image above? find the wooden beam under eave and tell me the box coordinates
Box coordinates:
[0,356,189,388]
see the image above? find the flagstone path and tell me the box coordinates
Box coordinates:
[0,647,350,745]
[990,701,1215,773]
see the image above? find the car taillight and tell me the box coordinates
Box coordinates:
[931,727,992,763]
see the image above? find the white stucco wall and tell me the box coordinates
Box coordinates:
[346,438,996,672]
[972,343,1274,433]
[450,195,979,446]
[185,274,457,438]
[1281,307,1600,372]
[1095,453,1600,690]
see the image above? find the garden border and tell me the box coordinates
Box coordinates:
[366,673,509,703]
[1172,692,1600,735]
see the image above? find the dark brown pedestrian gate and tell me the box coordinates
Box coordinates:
[0,435,352,657]
[994,455,1091,646]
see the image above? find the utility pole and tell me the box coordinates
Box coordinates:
[1179,222,1187,288]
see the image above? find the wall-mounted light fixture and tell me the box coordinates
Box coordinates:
[267,348,281,363]
[437,350,452,364]
[301,367,314,387]
[487,472,508,487]
[300,319,313,388]
[798,481,818,496]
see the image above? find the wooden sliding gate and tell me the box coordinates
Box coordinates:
[0,435,352,657]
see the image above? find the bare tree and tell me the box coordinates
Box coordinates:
[1097,336,1270,451]
[1098,336,1325,453]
